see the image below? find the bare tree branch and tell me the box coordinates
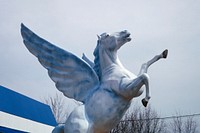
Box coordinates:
[43,93,68,124]
[110,104,166,133]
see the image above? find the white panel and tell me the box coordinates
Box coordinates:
[0,111,55,132]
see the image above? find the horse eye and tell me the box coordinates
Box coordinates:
[106,34,109,37]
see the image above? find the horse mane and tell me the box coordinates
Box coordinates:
[93,40,101,80]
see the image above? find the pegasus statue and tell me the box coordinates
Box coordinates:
[21,24,168,133]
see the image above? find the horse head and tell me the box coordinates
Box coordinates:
[93,30,132,80]
[97,30,131,51]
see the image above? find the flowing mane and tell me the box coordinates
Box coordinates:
[93,40,101,80]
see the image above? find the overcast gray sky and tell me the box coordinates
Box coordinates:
[0,0,200,117]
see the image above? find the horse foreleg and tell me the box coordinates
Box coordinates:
[120,73,150,104]
[140,73,150,107]
[139,49,168,107]
[138,49,168,75]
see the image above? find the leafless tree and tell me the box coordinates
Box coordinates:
[170,113,198,133]
[43,93,68,124]
[184,116,197,133]
[110,105,167,133]
[139,106,166,133]
[171,115,183,133]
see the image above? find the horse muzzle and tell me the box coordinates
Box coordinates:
[122,31,131,42]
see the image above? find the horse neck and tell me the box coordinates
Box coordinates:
[99,47,123,74]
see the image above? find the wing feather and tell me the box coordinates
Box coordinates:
[21,24,99,103]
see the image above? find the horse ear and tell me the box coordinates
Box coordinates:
[97,34,100,40]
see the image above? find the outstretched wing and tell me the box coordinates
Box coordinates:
[21,23,99,103]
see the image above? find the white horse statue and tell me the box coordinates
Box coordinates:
[21,24,168,133]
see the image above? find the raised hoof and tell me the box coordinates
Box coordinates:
[142,99,148,107]
[162,49,168,59]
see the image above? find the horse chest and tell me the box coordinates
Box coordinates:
[85,88,130,129]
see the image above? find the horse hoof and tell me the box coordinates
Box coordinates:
[142,99,148,107]
[162,49,168,59]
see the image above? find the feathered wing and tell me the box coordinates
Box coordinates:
[21,23,99,103]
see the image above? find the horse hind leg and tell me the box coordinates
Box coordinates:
[64,105,90,133]
[52,124,64,133]
[139,49,168,107]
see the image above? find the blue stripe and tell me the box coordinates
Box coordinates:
[0,126,28,133]
[0,85,57,126]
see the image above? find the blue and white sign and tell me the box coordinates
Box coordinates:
[0,86,57,133]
